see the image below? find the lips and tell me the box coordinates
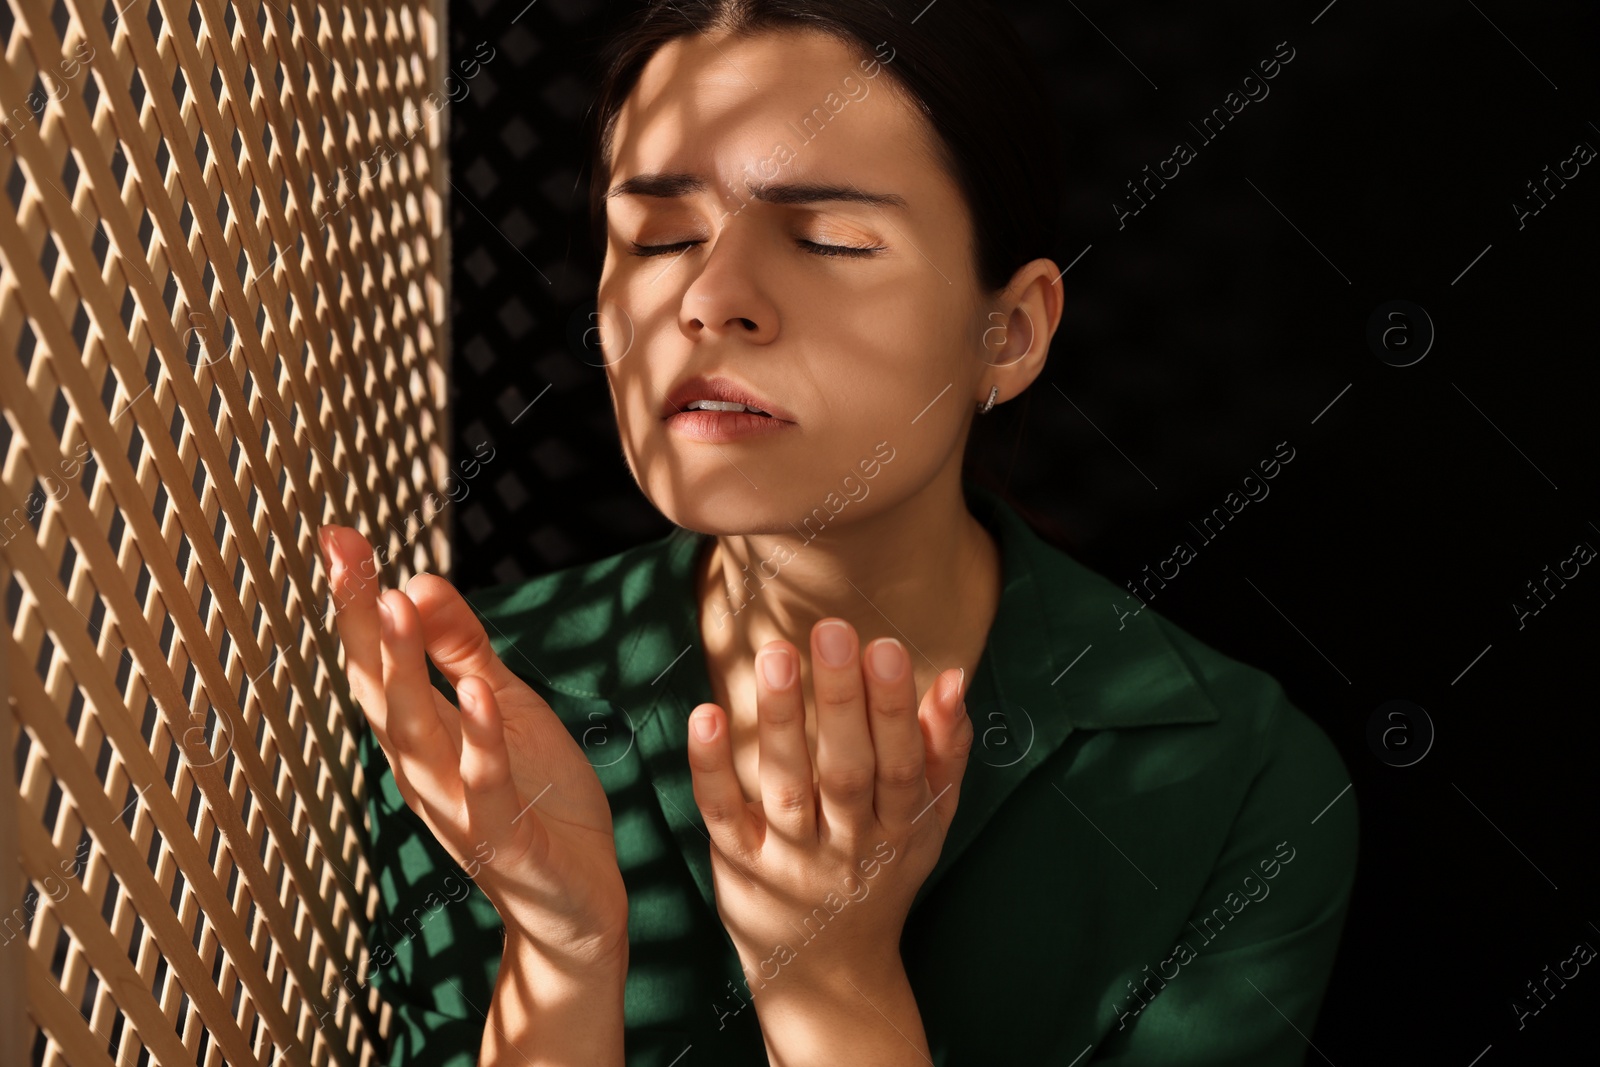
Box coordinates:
[662,375,796,423]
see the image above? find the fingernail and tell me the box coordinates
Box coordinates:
[816,620,853,667]
[867,639,906,683]
[942,667,965,706]
[691,708,717,742]
[760,647,795,689]
[376,597,393,636]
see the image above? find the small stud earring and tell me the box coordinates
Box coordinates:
[978,385,999,414]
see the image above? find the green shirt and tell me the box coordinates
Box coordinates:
[356,480,1358,1065]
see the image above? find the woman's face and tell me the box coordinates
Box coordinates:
[597,27,1008,534]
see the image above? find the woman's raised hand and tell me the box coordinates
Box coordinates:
[317,524,628,969]
[685,617,972,999]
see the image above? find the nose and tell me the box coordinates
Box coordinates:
[678,222,779,345]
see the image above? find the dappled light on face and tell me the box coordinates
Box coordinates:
[596,29,988,537]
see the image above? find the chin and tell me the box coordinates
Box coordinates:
[646,485,797,537]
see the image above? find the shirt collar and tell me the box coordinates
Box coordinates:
[600,478,1219,918]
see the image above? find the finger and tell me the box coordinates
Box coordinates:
[686,702,761,861]
[319,525,389,745]
[755,641,817,845]
[917,668,972,832]
[811,619,875,839]
[860,637,928,829]
[814,629,877,845]
[377,588,463,816]
[318,525,444,816]
[403,572,529,705]
[458,675,550,874]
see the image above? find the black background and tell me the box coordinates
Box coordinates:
[442,0,1597,1059]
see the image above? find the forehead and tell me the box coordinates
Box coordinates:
[608,27,934,191]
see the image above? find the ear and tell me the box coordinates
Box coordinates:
[978,257,1065,405]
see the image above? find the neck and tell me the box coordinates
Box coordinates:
[695,476,1002,686]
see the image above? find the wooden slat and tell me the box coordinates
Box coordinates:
[0,182,357,1066]
[26,950,119,1067]
[2,554,24,1067]
[9,646,265,1066]
[1,0,452,1063]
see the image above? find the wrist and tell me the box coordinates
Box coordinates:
[484,928,627,1066]
[503,922,629,987]
[748,951,928,1067]
[482,865,630,973]
[738,941,905,1006]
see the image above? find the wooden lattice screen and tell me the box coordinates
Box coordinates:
[0,0,453,1063]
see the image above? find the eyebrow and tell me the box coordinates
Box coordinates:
[606,172,907,209]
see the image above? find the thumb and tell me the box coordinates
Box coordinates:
[919,668,972,830]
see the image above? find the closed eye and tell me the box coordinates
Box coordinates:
[629,240,699,258]
[797,239,884,258]
[628,238,885,259]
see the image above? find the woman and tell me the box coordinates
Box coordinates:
[316,2,1357,1063]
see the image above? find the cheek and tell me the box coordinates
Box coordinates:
[594,272,645,364]
[601,321,686,487]
[604,362,653,459]
[594,285,657,433]
[602,369,651,493]
[814,300,944,390]
[831,298,970,419]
